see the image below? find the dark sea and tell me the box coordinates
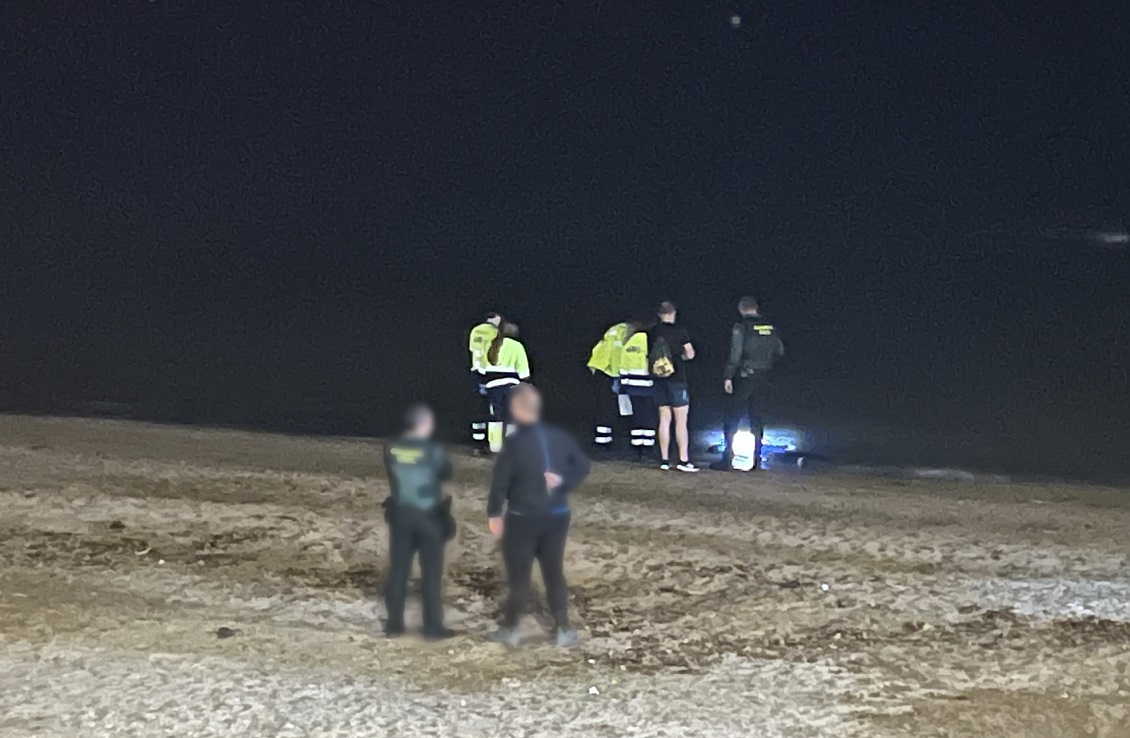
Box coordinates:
[4,347,1128,487]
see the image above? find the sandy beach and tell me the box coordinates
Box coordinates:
[1,414,1127,737]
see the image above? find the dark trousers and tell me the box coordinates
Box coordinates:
[626,394,657,457]
[486,383,515,453]
[501,511,571,630]
[591,376,620,449]
[722,375,769,461]
[470,373,490,450]
[384,506,447,635]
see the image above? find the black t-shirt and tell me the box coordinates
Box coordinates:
[649,322,692,382]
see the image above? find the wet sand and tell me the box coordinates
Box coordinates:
[1,415,1127,737]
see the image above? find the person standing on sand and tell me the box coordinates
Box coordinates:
[486,384,591,648]
[468,311,504,452]
[382,403,456,641]
[648,301,698,472]
[481,321,531,453]
[711,296,785,471]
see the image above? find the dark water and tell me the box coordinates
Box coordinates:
[3,255,1129,485]
[4,358,1128,486]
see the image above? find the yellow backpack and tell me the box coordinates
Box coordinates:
[649,336,675,378]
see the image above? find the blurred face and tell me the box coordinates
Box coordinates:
[412,410,435,438]
[509,388,541,425]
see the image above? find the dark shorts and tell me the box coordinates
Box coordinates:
[652,379,690,408]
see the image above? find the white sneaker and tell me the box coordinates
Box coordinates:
[676,462,699,473]
[486,628,521,648]
[555,628,581,648]
[659,462,671,471]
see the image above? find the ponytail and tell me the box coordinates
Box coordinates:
[487,333,505,366]
[488,322,519,365]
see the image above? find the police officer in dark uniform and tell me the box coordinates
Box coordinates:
[711,296,785,471]
[383,403,456,640]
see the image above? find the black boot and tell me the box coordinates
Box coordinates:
[710,454,735,471]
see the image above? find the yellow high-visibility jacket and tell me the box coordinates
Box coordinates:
[482,337,530,388]
[469,321,499,373]
[587,322,629,378]
[618,330,653,395]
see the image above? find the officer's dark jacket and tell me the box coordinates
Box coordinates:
[384,437,452,511]
[723,316,785,380]
[487,423,591,517]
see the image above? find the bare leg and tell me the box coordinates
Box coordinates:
[673,406,691,463]
[657,406,672,462]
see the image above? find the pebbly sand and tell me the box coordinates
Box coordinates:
[0,415,1127,737]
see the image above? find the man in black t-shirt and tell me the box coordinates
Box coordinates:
[649,301,698,472]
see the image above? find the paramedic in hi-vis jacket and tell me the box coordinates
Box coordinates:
[481,322,530,453]
[617,323,657,458]
[468,312,503,451]
[586,321,630,450]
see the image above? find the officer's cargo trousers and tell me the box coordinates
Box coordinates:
[384,505,447,636]
[721,374,769,465]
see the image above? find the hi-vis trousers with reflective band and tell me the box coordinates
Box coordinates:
[595,395,656,450]
[617,373,656,454]
[470,373,490,451]
[626,395,657,452]
[485,382,518,453]
[592,375,619,448]
[593,376,656,451]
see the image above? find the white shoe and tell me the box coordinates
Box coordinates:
[486,628,521,648]
[676,462,699,473]
[555,629,581,648]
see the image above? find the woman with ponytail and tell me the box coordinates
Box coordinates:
[481,322,530,453]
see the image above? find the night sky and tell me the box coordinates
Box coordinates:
[3,1,1128,477]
